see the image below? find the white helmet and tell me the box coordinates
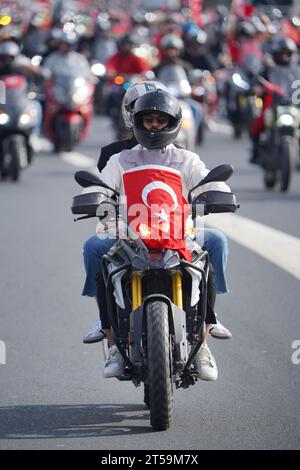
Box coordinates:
[122,80,168,129]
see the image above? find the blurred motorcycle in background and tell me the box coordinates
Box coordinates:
[0,74,38,181]
[44,67,94,152]
[156,64,197,150]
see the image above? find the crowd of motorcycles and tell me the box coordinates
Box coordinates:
[1,3,300,191]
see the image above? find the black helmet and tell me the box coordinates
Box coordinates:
[133,90,182,149]
[271,36,297,65]
[117,34,135,50]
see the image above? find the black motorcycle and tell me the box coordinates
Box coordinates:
[226,53,263,138]
[257,74,300,192]
[72,165,238,431]
[0,74,37,181]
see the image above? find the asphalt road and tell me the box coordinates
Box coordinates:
[0,116,300,450]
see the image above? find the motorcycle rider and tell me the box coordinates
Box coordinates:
[182,25,218,73]
[43,31,92,79]
[81,89,233,380]
[153,34,202,137]
[40,28,62,65]
[105,34,150,76]
[249,36,298,164]
[84,81,231,344]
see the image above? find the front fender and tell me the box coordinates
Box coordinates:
[130,294,188,370]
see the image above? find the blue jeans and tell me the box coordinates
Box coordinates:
[187,98,202,132]
[82,228,229,298]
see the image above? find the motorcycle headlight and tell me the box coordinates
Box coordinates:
[277,113,294,127]
[180,79,192,95]
[232,73,249,91]
[19,107,38,127]
[0,112,10,125]
[91,63,106,77]
[19,113,31,126]
[72,86,90,105]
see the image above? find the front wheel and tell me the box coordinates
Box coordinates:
[2,135,28,181]
[146,301,173,431]
[233,122,243,139]
[264,170,277,190]
[280,136,296,192]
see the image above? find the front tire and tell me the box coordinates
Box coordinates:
[264,170,277,190]
[280,136,296,192]
[2,135,27,181]
[146,301,173,431]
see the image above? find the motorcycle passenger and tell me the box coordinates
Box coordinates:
[105,34,150,76]
[81,90,232,381]
[153,34,202,135]
[83,81,232,345]
[249,36,298,164]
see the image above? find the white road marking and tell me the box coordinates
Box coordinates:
[206,213,300,281]
[208,120,233,136]
[61,151,96,169]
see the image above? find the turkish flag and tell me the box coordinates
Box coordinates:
[123,165,192,261]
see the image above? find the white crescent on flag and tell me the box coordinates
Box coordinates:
[141,181,178,211]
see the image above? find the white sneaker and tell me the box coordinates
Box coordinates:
[103,345,124,378]
[195,344,218,381]
[209,319,232,339]
[83,320,106,344]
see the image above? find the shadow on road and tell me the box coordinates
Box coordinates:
[0,403,152,440]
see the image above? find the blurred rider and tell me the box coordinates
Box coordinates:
[250,36,298,164]
[105,34,150,77]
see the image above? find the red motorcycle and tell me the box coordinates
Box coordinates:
[44,69,94,152]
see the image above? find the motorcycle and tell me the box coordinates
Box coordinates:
[156,65,197,150]
[189,69,218,144]
[71,164,238,431]
[91,37,116,115]
[0,74,38,181]
[226,53,263,138]
[44,68,94,152]
[257,76,300,192]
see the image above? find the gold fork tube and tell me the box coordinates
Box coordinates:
[132,273,142,310]
[172,272,183,308]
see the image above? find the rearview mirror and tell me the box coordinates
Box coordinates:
[188,164,234,202]
[74,171,120,196]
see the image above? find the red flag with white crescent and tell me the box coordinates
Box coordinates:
[123,165,192,261]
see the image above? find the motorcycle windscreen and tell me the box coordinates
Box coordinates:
[122,165,192,261]
[157,65,192,97]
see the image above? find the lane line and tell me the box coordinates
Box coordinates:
[61,151,96,169]
[206,213,300,281]
[208,120,233,136]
